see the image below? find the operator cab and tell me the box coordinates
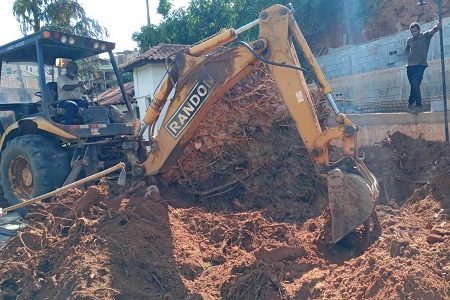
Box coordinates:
[0,30,138,136]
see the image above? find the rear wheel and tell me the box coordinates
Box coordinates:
[0,135,71,217]
[0,183,7,208]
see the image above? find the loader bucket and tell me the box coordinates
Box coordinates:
[327,160,379,243]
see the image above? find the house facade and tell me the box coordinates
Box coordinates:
[122,44,189,139]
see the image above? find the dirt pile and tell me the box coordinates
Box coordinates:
[364,0,450,38]
[159,65,329,222]
[317,0,450,52]
[1,133,450,299]
[1,68,450,299]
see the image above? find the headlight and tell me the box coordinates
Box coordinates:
[68,37,75,45]
[60,36,67,43]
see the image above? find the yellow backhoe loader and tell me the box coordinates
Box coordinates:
[0,4,378,243]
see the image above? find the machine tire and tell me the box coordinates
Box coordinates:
[0,134,71,217]
[0,183,6,208]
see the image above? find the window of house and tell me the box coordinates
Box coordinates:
[134,105,140,119]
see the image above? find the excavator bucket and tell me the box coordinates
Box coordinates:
[327,160,379,243]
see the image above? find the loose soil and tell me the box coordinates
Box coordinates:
[3,2,450,294]
[1,63,450,300]
[313,0,450,54]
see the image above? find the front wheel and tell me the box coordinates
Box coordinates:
[0,134,71,217]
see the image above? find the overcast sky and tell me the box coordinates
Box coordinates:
[0,0,190,52]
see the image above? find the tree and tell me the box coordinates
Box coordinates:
[43,0,108,38]
[132,0,337,52]
[76,57,102,80]
[12,0,107,38]
[157,0,172,18]
[132,25,164,52]
[120,70,133,84]
[12,0,47,34]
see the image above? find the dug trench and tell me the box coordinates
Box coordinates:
[1,67,450,299]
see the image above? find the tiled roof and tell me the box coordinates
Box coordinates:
[122,43,189,71]
[97,81,134,105]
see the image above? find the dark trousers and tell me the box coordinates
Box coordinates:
[407,65,426,107]
[58,99,89,125]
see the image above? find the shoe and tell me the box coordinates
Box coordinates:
[410,106,423,114]
[406,104,414,112]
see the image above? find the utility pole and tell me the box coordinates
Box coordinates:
[146,0,151,27]
[435,0,448,142]
[417,0,448,141]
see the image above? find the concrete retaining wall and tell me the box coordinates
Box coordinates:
[315,17,450,105]
[317,18,450,80]
[328,112,450,146]
[327,58,450,104]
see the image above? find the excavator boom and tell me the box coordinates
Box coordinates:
[139,5,379,243]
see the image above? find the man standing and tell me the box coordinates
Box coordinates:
[57,61,93,124]
[405,21,442,114]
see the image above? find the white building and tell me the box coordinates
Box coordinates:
[122,44,188,139]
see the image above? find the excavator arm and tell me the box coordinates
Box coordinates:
[139,5,379,243]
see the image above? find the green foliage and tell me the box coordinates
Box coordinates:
[157,0,173,18]
[120,70,134,84]
[132,25,164,52]
[132,0,339,51]
[289,0,339,40]
[42,0,108,38]
[76,57,101,80]
[12,0,107,39]
[12,0,47,33]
